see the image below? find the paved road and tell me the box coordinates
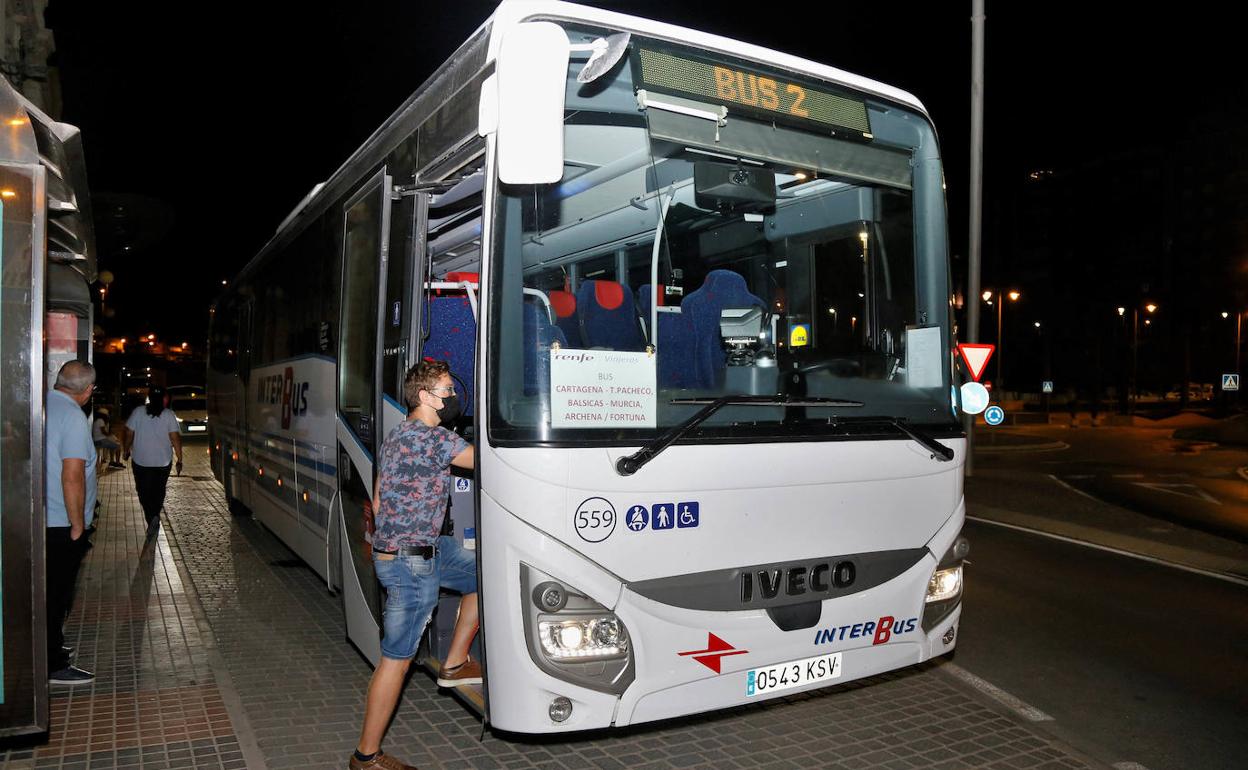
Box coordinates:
[973,424,1248,542]
[957,519,1248,770]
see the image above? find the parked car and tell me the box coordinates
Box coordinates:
[166,385,208,436]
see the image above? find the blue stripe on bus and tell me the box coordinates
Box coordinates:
[252,353,336,368]
[212,424,338,475]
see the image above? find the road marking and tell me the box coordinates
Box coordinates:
[1131,482,1221,505]
[967,516,1248,589]
[939,662,1053,722]
[1048,474,1103,503]
[1113,763,1152,770]
[1237,466,1248,482]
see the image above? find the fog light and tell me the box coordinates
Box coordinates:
[942,626,957,646]
[533,581,567,612]
[549,696,572,723]
[926,565,962,603]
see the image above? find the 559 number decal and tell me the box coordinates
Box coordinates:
[574,497,617,543]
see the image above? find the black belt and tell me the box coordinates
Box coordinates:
[375,544,436,558]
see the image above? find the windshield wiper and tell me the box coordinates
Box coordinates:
[833,417,956,463]
[615,395,864,476]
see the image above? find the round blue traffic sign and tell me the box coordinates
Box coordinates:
[984,405,1005,426]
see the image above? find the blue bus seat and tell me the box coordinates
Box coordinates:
[639,284,696,390]
[575,279,646,352]
[523,299,567,396]
[549,289,582,348]
[680,270,766,389]
[424,295,477,416]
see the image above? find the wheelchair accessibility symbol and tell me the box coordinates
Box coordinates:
[677,502,699,528]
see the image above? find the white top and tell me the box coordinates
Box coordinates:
[126,407,180,467]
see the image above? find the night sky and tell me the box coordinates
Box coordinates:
[46,1,1248,367]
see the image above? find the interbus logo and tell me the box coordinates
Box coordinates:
[813,615,918,647]
[257,367,309,430]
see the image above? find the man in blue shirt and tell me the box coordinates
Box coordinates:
[46,360,98,685]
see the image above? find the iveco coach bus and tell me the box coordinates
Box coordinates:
[207,0,968,734]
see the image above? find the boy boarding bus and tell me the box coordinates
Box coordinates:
[207,0,968,734]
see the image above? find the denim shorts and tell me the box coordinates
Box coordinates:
[373,535,478,660]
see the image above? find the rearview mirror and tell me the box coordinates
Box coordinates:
[495,22,569,185]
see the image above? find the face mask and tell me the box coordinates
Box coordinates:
[436,394,461,425]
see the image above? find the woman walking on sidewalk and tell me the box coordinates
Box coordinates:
[123,386,183,536]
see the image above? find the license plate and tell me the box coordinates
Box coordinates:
[188,425,207,432]
[745,652,842,697]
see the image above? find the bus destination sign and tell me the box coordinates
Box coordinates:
[637,47,872,135]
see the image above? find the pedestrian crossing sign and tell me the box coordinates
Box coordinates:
[1222,374,1239,391]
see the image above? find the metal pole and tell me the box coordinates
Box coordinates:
[1236,311,1241,377]
[1131,308,1139,413]
[965,0,986,476]
[996,296,1003,390]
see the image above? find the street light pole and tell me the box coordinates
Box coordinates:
[996,297,1003,389]
[1130,303,1157,413]
[1131,308,1139,413]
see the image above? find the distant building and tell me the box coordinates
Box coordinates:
[0,0,59,116]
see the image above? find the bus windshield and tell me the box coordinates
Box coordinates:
[488,29,956,445]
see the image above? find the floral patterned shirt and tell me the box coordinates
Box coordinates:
[373,420,468,551]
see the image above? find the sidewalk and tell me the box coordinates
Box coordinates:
[4,447,1111,770]
[0,457,259,769]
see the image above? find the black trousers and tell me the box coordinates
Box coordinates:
[133,462,172,524]
[46,526,90,670]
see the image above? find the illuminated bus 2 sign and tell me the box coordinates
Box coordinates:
[637,47,872,135]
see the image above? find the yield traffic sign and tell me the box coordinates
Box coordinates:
[957,343,995,382]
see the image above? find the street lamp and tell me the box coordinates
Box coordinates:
[1223,310,1243,381]
[982,289,1021,389]
[1130,302,1158,411]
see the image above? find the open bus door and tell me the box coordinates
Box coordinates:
[335,169,392,663]
[409,167,486,711]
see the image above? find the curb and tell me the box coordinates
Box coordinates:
[975,440,1070,453]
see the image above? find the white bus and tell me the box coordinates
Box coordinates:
[207,0,968,734]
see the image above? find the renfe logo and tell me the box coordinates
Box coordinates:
[678,633,748,673]
[257,367,310,430]
[813,615,918,646]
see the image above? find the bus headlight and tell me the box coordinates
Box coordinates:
[922,535,968,632]
[539,617,628,660]
[521,564,635,694]
[925,565,962,603]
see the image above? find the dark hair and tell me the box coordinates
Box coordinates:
[403,360,450,409]
[146,386,166,417]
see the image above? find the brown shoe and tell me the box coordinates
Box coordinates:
[348,750,416,770]
[437,658,483,687]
